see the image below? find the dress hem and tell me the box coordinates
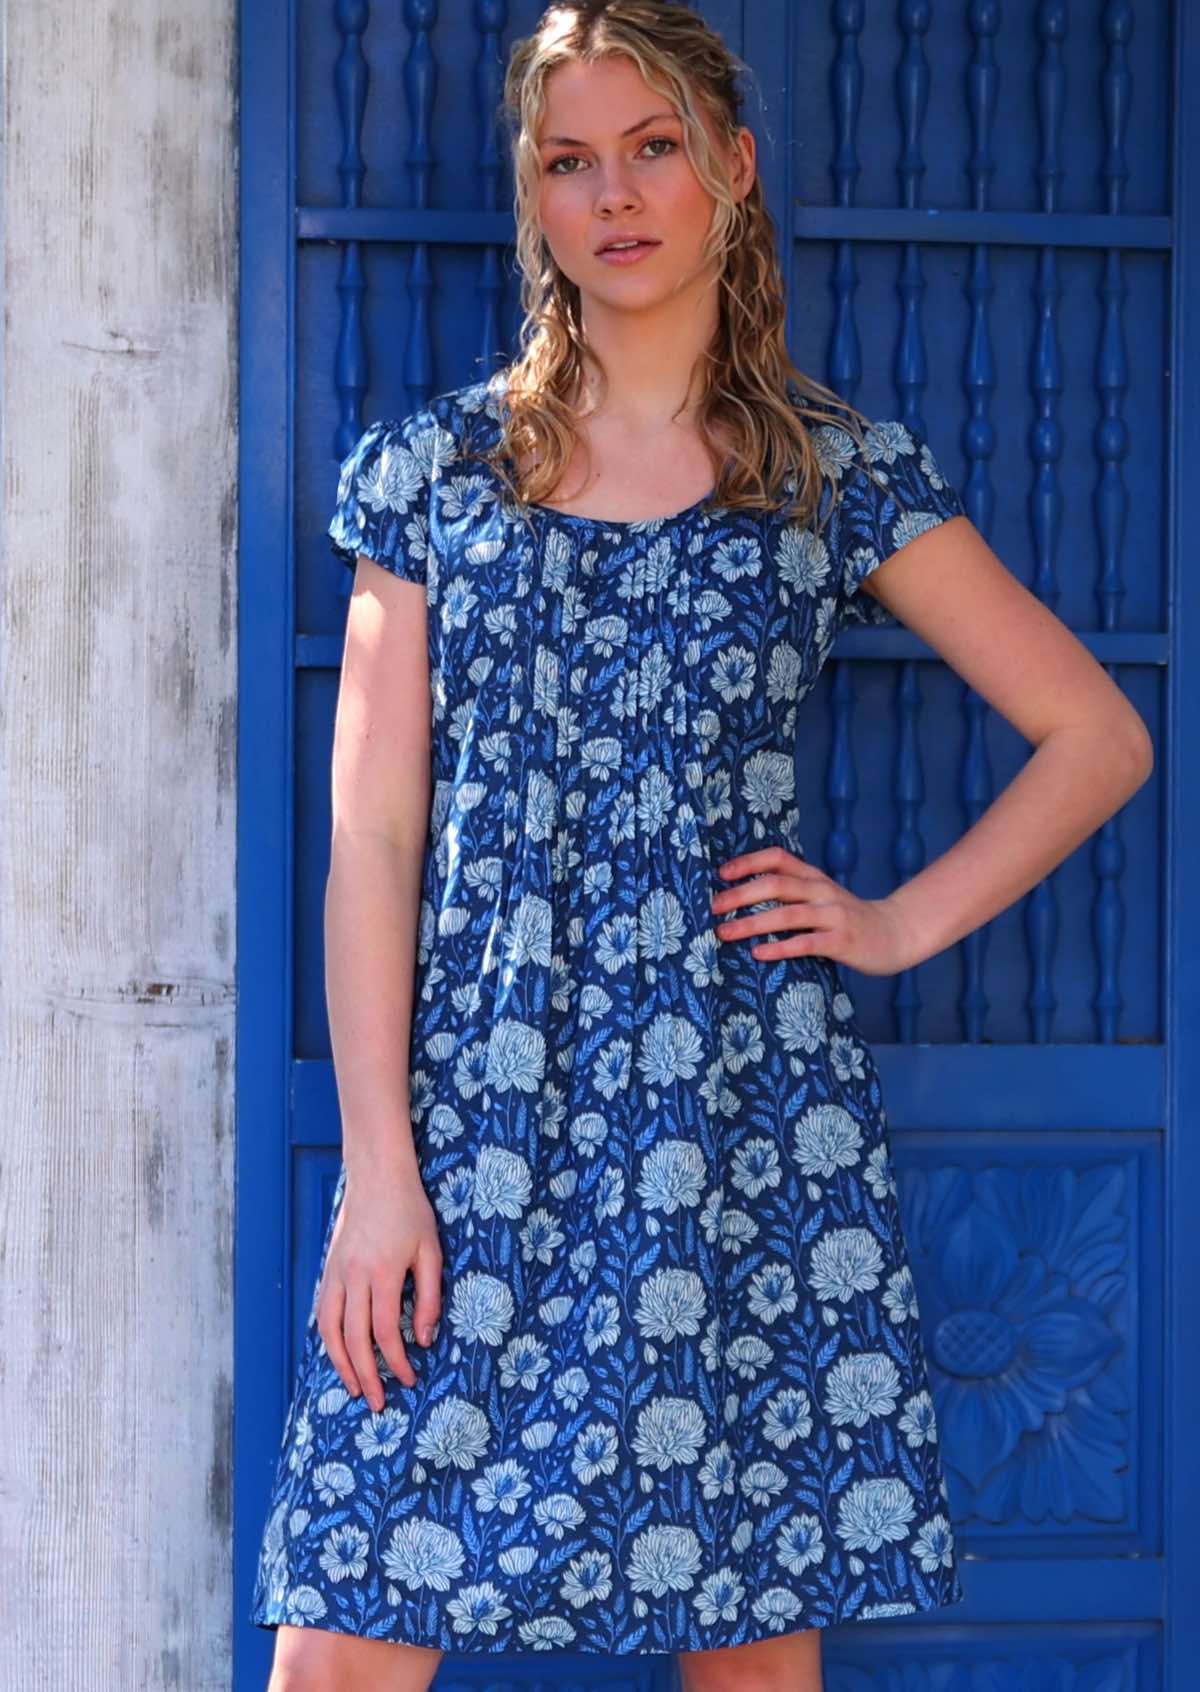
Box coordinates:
[249,1577,966,1656]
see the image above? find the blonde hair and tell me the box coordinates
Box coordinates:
[475,0,875,531]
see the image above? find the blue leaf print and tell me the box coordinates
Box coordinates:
[250,377,967,1652]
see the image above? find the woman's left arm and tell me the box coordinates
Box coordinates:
[855,512,1154,969]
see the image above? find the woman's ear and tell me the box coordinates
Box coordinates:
[731,125,756,202]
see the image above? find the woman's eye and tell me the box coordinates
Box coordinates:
[545,137,678,175]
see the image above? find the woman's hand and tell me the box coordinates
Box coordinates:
[315,1166,444,1413]
[710,845,927,978]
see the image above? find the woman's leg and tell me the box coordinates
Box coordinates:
[264,1620,821,1692]
[266,1623,444,1692]
[676,1625,824,1692]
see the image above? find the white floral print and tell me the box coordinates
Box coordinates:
[250,376,968,1653]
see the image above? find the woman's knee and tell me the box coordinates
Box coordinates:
[676,1624,824,1692]
[266,1622,444,1692]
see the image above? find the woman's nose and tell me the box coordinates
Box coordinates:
[593,168,641,216]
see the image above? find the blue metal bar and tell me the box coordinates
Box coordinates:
[295,628,1169,669]
[296,204,1173,250]
[290,1043,1165,1141]
[233,0,294,1684]
[1165,1,1200,1685]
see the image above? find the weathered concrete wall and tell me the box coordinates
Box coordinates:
[0,3,237,1686]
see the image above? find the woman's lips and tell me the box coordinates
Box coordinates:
[595,240,661,265]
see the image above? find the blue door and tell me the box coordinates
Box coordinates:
[236,4,1194,1687]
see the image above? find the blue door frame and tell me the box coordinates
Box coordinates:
[235,4,1198,1688]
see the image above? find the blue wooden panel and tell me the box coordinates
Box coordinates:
[291,1147,343,1379]
[234,0,291,1685]
[1166,8,1200,1692]
[237,3,1194,1689]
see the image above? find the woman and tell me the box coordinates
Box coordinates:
[250,3,1153,1688]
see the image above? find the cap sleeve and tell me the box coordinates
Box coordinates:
[327,406,458,586]
[828,417,966,627]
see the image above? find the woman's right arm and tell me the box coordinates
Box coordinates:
[317,552,444,1414]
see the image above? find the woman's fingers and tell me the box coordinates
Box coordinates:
[409,1238,444,1351]
[718,896,839,935]
[316,1277,361,1399]
[716,845,805,881]
[370,1273,418,1391]
[711,865,824,916]
[715,880,839,931]
[343,1279,387,1412]
[314,1194,446,1412]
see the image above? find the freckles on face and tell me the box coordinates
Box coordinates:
[533,55,721,290]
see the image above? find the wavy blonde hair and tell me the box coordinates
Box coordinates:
[473,0,875,531]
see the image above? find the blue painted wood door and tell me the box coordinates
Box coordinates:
[236,4,1195,1688]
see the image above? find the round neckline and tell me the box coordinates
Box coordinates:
[522,486,719,529]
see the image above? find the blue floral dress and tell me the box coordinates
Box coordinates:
[249,374,969,1655]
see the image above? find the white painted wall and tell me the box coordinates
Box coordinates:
[0,2,237,1685]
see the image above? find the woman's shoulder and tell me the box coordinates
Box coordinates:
[360,375,504,461]
[425,374,507,450]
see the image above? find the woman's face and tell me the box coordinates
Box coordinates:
[534,53,753,313]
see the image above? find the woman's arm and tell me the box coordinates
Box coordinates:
[867,514,1154,968]
[712,513,1154,976]
[326,553,432,1185]
[317,552,443,1413]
